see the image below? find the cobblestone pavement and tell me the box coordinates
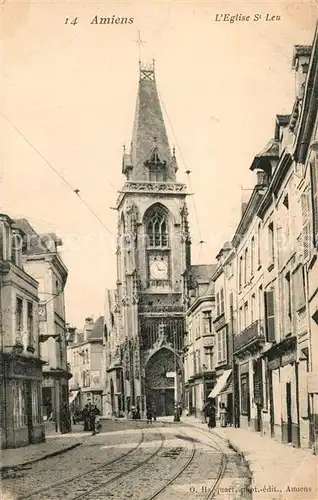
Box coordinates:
[1,421,251,500]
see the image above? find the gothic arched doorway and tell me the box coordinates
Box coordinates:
[145,347,180,416]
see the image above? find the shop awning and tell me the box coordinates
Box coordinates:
[208,369,232,398]
[69,390,79,405]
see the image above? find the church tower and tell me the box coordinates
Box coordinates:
[113,62,191,417]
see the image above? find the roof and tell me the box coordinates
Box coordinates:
[276,114,290,126]
[14,218,51,255]
[87,316,104,340]
[216,241,232,260]
[190,264,217,283]
[250,139,279,171]
[292,45,312,68]
[127,65,176,182]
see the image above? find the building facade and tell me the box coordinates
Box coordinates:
[291,33,318,452]
[211,29,318,451]
[15,219,72,434]
[231,173,270,434]
[104,62,191,418]
[67,317,104,413]
[210,243,236,425]
[0,214,44,449]
[183,265,216,417]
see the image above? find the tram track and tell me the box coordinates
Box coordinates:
[8,422,248,500]
[143,428,228,500]
[17,425,146,500]
[145,435,197,500]
[71,428,166,500]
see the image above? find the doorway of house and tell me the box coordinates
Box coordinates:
[26,381,33,444]
[227,393,233,426]
[286,382,292,443]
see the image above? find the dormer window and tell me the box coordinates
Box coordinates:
[11,231,23,268]
[145,144,167,182]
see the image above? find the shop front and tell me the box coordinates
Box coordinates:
[2,354,45,449]
[265,336,300,447]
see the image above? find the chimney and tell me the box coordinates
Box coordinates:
[292,45,311,98]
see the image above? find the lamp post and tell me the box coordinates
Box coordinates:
[173,329,180,422]
[230,303,237,427]
[202,364,208,423]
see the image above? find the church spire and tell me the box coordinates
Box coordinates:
[122,61,177,182]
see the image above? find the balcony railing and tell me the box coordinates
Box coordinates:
[234,320,265,353]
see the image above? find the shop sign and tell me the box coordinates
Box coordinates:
[268,358,280,371]
[281,350,296,367]
[8,359,41,379]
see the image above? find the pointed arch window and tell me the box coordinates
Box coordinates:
[147,211,168,247]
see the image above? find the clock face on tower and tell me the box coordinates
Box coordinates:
[149,254,169,280]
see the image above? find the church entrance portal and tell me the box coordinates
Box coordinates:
[145,348,178,417]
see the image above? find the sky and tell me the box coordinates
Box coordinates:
[1,1,317,327]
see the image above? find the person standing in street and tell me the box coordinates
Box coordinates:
[90,405,101,435]
[151,403,156,422]
[82,405,90,431]
[146,406,153,424]
[207,402,216,428]
[220,403,228,427]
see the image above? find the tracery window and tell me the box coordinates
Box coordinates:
[147,211,168,247]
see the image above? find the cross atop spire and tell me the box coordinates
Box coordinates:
[134,30,146,62]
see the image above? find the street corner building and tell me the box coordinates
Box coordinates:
[183,264,217,418]
[0,215,44,448]
[103,62,192,418]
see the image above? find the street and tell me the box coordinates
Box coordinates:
[1,420,251,500]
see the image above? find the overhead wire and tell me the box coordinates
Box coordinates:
[0,110,114,237]
[158,90,205,261]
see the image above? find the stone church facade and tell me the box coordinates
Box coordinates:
[103,63,191,417]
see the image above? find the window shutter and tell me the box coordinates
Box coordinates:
[301,190,311,260]
[310,159,318,246]
[264,290,275,342]
[293,267,306,311]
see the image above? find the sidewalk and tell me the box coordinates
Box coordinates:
[159,415,318,500]
[0,424,85,474]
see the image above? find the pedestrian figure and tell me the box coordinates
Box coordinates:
[177,402,182,417]
[136,404,141,420]
[146,406,153,424]
[70,407,76,425]
[220,403,228,427]
[207,402,216,429]
[151,403,156,422]
[131,406,136,420]
[82,405,90,431]
[90,405,100,435]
